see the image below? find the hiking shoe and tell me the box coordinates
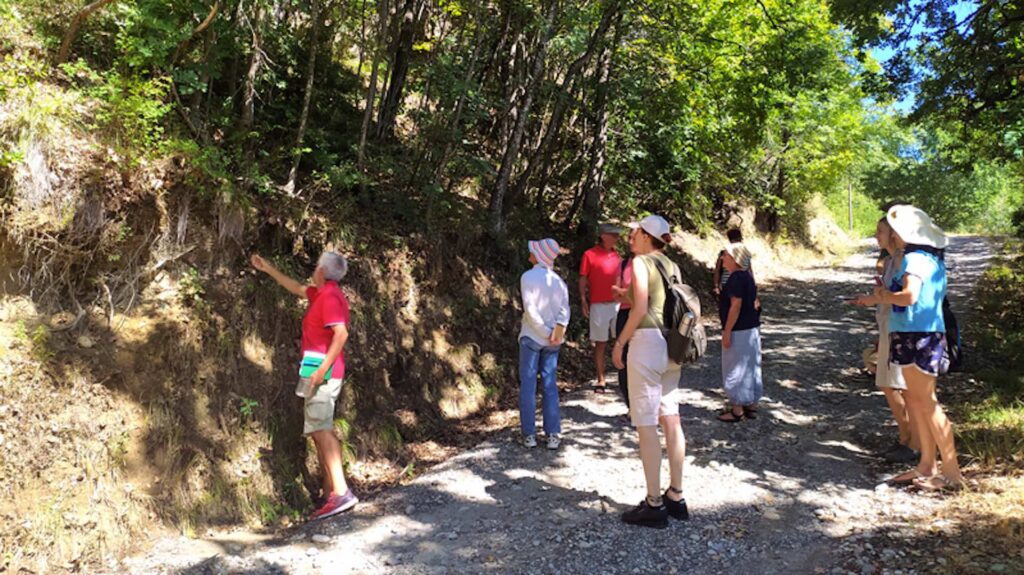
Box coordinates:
[310,489,358,520]
[884,444,919,464]
[546,434,561,450]
[522,435,537,448]
[621,499,669,529]
[663,490,689,521]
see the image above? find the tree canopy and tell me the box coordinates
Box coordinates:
[1,0,1021,252]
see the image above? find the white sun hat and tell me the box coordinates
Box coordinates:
[725,243,753,270]
[637,214,672,244]
[885,205,948,249]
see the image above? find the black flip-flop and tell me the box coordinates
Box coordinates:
[717,410,746,423]
[743,407,758,419]
[592,384,609,394]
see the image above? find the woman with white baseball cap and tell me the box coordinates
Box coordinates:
[612,215,689,528]
[873,205,963,492]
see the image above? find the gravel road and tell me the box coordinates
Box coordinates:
[115,236,994,575]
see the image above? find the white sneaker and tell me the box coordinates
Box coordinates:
[522,435,537,448]
[546,434,561,450]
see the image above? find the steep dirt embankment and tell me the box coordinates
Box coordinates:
[0,83,531,571]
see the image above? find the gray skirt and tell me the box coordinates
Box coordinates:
[722,327,763,405]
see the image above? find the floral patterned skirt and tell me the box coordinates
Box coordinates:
[889,331,948,377]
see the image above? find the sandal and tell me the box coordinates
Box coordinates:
[717,410,746,423]
[592,384,609,394]
[743,406,758,419]
[886,469,932,486]
[912,475,964,493]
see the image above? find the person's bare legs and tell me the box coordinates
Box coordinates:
[902,367,939,478]
[903,367,963,485]
[315,442,330,497]
[882,387,918,450]
[311,429,348,495]
[660,414,685,501]
[636,425,662,501]
[594,341,608,388]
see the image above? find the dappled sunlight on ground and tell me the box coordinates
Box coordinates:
[105,237,1018,575]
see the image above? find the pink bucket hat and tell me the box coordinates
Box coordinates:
[528,238,561,268]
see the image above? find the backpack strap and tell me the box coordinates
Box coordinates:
[650,255,677,285]
[644,255,677,331]
[905,243,945,261]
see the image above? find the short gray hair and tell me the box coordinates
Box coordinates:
[318,251,348,281]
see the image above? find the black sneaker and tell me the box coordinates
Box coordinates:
[663,491,689,520]
[621,499,669,529]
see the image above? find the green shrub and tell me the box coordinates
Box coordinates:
[822,187,881,239]
[1013,205,1024,239]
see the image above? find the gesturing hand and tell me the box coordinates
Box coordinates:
[850,294,874,307]
[251,254,270,273]
[611,285,628,303]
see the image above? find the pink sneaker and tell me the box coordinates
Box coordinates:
[310,489,358,520]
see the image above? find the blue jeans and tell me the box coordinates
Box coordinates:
[519,336,562,436]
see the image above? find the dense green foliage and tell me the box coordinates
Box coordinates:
[1,0,1018,243]
[0,0,1019,252]
[0,0,970,246]
[834,0,1024,235]
[960,241,1024,468]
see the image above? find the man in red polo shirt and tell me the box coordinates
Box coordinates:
[579,223,622,392]
[251,251,357,520]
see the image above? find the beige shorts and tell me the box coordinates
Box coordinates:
[862,346,878,370]
[626,329,683,426]
[875,313,906,390]
[304,378,343,435]
[589,302,619,342]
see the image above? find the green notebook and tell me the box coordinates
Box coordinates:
[299,351,334,379]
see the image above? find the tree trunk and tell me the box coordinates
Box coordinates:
[578,13,621,244]
[436,34,483,187]
[56,0,117,64]
[284,0,322,195]
[506,0,620,212]
[239,2,265,167]
[772,127,790,233]
[376,0,425,140]
[487,5,558,237]
[358,0,389,189]
[357,0,367,77]
[172,0,221,64]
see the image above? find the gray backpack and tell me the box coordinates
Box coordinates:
[649,257,707,365]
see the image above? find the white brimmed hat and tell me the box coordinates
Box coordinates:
[637,215,672,243]
[885,205,948,249]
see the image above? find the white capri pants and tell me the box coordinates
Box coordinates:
[627,328,683,426]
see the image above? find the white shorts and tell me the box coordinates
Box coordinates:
[589,302,619,342]
[626,329,682,426]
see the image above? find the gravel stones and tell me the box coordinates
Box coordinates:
[110,238,996,575]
